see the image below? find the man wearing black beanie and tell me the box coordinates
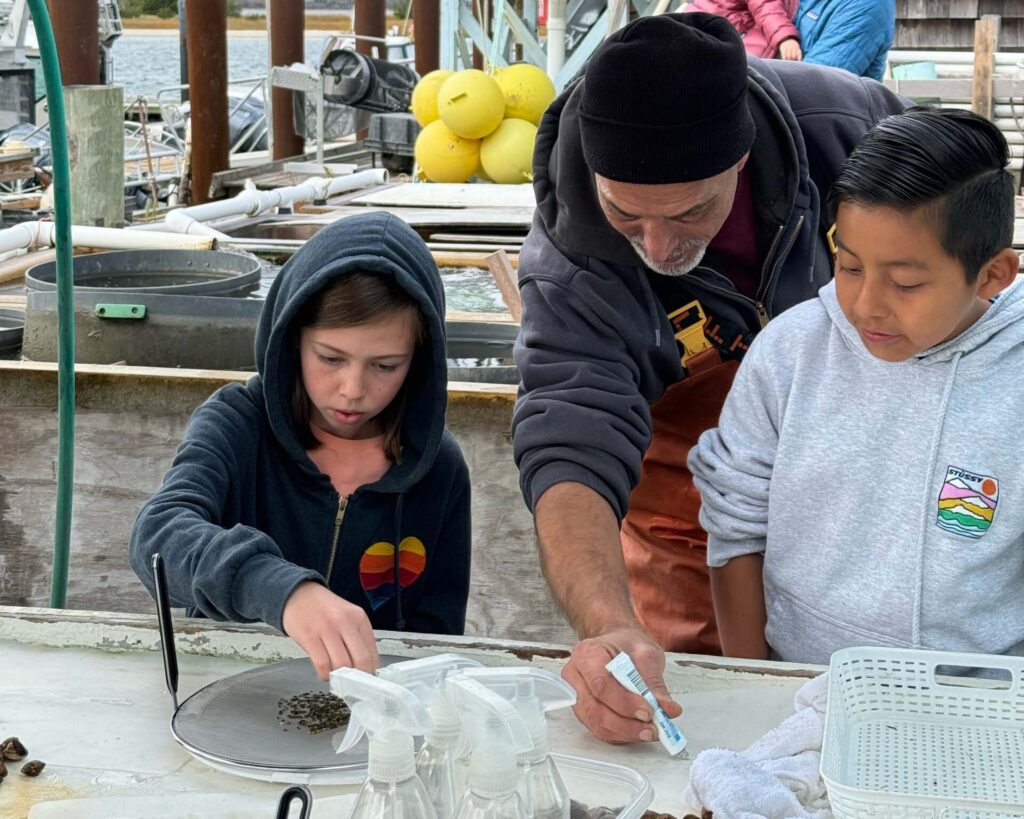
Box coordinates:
[512,13,906,743]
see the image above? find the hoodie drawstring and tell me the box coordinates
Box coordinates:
[912,351,962,645]
[393,494,406,630]
[637,268,663,349]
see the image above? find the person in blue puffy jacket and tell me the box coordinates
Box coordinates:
[796,0,895,80]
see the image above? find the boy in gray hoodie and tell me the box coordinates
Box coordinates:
[688,108,1024,664]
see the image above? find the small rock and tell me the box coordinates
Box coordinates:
[21,760,45,777]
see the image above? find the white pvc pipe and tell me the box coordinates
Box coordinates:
[888,51,1024,65]
[547,0,567,81]
[141,168,390,236]
[0,222,215,255]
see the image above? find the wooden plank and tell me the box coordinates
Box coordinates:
[434,251,519,269]
[447,308,517,324]
[429,232,527,244]
[981,0,1024,15]
[948,0,979,16]
[427,242,525,252]
[0,157,34,183]
[351,182,536,209]
[210,143,375,197]
[883,76,1024,100]
[280,204,535,229]
[485,249,523,323]
[0,249,56,285]
[0,359,518,403]
[973,14,1001,120]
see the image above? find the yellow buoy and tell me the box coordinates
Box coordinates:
[411,69,453,127]
[496,63,556,126]
[438,69,505,139]
[414,120,481,183]
[480,118,537,184]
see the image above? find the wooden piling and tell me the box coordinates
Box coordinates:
[47,0,100,85]
[185,0,230,204]
[414,0,441,76]
[355,0,388,56]
[972,15,1001,121]
[269,0,306,160]
[65,85,125,227]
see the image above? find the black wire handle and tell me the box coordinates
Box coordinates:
[152,553,179,711]
[276,785,313,819]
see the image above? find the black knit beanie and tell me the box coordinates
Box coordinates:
[579,12,755,184]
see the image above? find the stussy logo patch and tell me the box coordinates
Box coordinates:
[937,466,998,540]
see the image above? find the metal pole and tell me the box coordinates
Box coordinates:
[414,0,440,75]
[46,0,100,85]
[185,0,230,204]
[178,0,189,103]
[269,0,305,159]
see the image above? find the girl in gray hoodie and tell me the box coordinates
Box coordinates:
[689,108,1024,664]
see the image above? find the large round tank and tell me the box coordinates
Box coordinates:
[0,308,24,358]
[26,249,262,297]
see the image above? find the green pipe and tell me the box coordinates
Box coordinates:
[29,0,75,608]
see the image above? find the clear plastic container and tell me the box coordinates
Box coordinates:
[822,646,1024,819]
[552,753,654,819]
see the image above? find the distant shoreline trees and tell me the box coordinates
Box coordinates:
[121,0,243,18]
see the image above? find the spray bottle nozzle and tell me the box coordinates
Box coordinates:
[446,677,534,799]
[454,667,576,711]
[454,667,576,760]
[379,654,484,740]
[379,653,484,690]
[330,668,431,757]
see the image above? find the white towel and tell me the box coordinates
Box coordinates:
[683,673,832,819]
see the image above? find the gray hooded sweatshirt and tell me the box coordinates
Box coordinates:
[689,279,1024,664]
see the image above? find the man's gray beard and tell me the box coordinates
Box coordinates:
[629,237,708,277]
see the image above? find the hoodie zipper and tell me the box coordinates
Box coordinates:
[690,265,772,330]
[689,216,804,330]
[324,495,349,584]
[762,215,805,309]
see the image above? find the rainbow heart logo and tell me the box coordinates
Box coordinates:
[359,537,427,610]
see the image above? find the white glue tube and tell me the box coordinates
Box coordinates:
[605,652,687,756]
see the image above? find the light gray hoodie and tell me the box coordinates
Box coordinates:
[689,278,1024,664]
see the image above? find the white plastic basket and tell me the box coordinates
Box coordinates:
[821,646,1024,818]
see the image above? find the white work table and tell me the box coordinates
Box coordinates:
[0,607,822,818]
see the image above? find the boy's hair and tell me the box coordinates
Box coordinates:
[292,273,427,462]
[828,107,1014,283]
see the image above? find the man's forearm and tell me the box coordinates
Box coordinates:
[535,482,639,638]
[710,554,770,659]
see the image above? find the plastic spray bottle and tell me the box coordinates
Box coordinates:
[447,677,535,819]
[331,667,439,819]
[456,667,576,819]
[378,654,484,819]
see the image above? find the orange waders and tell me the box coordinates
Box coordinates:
[619,339,740,655]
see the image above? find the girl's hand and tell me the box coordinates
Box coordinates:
[282,581,380,680]
[778,38,802,61]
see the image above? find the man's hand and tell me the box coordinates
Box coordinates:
[778,38,802,61]
[560,627,682,744]
[282,581,380,680]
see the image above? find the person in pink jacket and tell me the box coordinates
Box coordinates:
[684,0,801,60]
